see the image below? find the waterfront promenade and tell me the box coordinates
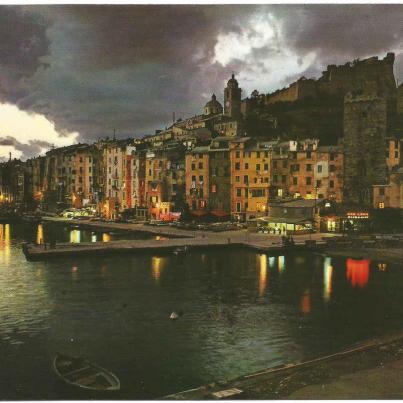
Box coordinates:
[164,331,403,399]
[23,217,335,261]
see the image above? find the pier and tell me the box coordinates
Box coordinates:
[20,217,339,261]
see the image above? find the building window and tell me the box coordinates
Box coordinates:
[199,175,203,182]
[243,175,248,184]
[235,151,240,158]
[191,175,196,182]
[306,151,311,159]
[306,164,312,171]
[378,202,385,209]
[293,177,297,185]
[273,175,278,183]
[264,151,269,158]
[245,163,249,169]
[264,163,269,171]
[330,180,334,188]
[199,162,203,169]
[251,189,265,197]
[235,162,240,170]
[379,187,385,196]
[317,165,322,173]
[256,164,261,171]
[329,165,336,172]
[316,180,321,187]
[330,153,335,161]
[282,175,286,183]
[235,176,240,182]
[236,188,241,197]
[211,184,217,193]
[306,177,312,185]
[256,152,260,158]
[236,202,241,212]
[395,151,399,158]
[191,163,195,170]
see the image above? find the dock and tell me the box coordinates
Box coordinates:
[22,237,327,261]
[22,217,337,261]
[23,237,245,261]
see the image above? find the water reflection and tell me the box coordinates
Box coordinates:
[323,257,333,302]
[269,256,276,269]
[151,257,166,282]
[300,289,311,314]
[102,233,111,242]
[36,224,44,245]
[71,266,78,281]
[346,258,370,288]
[278,255,285,273]
[91,233,97,243]
[0,224,11,265]
[378,263,387,272]
[258,254,268,297]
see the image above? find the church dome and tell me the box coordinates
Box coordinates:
[226,73,239,89]
[204,94,223,115]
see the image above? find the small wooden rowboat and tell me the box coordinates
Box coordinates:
[53,353,120,391]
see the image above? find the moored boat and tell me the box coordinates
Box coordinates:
[53,353,120,391]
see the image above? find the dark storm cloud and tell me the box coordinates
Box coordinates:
[0,135,52,162]
[1,4,403,156]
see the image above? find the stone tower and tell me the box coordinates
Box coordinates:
[343,90,389,206]
[224,74,242,119]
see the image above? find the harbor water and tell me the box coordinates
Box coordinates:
[0,222,402,399]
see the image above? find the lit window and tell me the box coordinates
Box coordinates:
[378,202,385,209]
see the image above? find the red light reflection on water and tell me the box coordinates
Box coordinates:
[346,258,370,288]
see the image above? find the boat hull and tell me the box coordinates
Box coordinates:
[53,354,120,391]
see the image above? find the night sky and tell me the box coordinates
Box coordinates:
[1,4,403,161]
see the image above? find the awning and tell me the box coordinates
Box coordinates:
[257,216,312,225]
[191,210,208,217]
[210,210,230,217]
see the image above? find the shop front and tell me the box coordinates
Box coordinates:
[253,216,313,235]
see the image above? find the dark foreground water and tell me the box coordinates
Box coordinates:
[0,222,402,399]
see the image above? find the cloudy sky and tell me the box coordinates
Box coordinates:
[1,4,403,161]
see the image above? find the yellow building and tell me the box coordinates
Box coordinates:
[185,146,210,211]
[230,138,272,221]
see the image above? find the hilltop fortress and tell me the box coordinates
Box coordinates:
[259,53,396,105]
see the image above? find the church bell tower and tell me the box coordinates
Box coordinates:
[224,73,242,119]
